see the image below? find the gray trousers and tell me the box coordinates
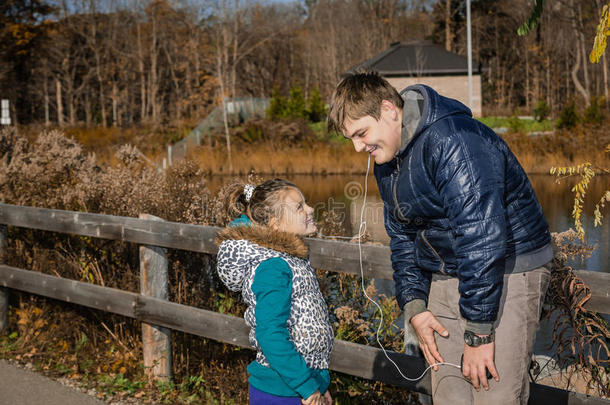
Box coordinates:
[423,267,550,405]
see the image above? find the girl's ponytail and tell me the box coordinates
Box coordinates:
[225,181,249,220]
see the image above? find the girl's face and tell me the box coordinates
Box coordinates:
[272,188,317,236]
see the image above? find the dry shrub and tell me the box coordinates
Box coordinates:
[0,129,98,209]
[232,118,318,146]
[546,230,610,396]
[0,128,212,223]
[0,128,253,402]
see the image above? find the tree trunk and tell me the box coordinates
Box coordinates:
[570,0,590,105]
[602,52,610,108]
[445,0,451,51]
[137,23,147,122]
[577,4,590,102]
[150,14,159,125]
[217,4,233,172]
[230,0,239,101]
[525,42,530,110]
[84,90,91,127]
[534,68,539,107]
[546,56,551,110]
[596,0,609,105]
[112,82,118,127]
[571,44,590,105]
[220,83,233,173]
[56,78,64,127]
[43,74,50,127]
[68,89,76,126]
[565,53,571,101]
[91,19,107,128]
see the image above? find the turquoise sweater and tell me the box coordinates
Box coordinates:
[248,257,330,398]
[228,215,330,398]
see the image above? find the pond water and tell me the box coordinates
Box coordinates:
[209,173,609,273]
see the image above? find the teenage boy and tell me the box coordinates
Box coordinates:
[328,71,552,405]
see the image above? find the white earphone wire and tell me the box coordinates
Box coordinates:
[354,155,461,381]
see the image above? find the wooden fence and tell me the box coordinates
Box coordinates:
[0,203,607,405]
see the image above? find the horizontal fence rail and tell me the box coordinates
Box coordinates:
[0,265,430,394]
[0,203,608,404]
[0,265,607,405]
[0,203,607,314]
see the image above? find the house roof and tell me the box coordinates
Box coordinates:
[348,41,482,76]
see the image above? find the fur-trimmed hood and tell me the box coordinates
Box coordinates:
[214,215,309,292]
[215,223,309,259]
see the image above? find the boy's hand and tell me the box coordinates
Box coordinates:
[462,341,500,391]
[410,311,449,370]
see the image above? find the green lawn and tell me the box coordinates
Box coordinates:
[311,117,555,140]
[477,117,555,133]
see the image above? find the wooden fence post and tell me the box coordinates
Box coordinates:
[139,214,172,381]
[0,225,7,334]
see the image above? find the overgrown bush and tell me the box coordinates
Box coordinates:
[307,87,327,123]
[507,114,525,134]
[285,86,308,120]
[534,100,551,122]
[232,118,317,146]
[557,102,581,129]
[584,96,605,125]
[267,86,287,120]
[266,85,325,123]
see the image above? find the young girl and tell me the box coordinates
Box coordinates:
[215,179,333,405]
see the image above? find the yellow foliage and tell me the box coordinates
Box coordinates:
[594,191,610,227]
[33,319,47,329]
[551,144,610,241]
[590,5,610,63]
[58,340,69,352]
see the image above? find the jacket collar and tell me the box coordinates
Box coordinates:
[215,222,309,259]
[394,84,473,160]
[397,88,425,157]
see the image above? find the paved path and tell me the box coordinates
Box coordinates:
[0,360,105,405]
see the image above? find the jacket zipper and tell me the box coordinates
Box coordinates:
[421,230,446,274]
[392,157,409,222]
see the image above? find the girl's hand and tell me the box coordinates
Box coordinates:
[301,390,322,405]
[323,390,332,405]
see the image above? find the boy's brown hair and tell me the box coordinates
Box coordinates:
[327,70,404,133]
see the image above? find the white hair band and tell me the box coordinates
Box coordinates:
[244,184,255,202]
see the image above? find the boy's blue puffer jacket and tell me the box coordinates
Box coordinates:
[374,84,551,325]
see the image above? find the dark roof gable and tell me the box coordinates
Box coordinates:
[348,41,482,76]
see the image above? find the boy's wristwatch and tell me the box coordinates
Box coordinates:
[464,330,495,347]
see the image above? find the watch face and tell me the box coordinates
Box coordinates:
[465,333,474,346]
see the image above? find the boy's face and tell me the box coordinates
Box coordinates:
[341,100,402,165]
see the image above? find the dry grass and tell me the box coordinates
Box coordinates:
[17,117,610,176]
[190,120,610,176]
[191,142,368,175]
[504,123,610,174]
